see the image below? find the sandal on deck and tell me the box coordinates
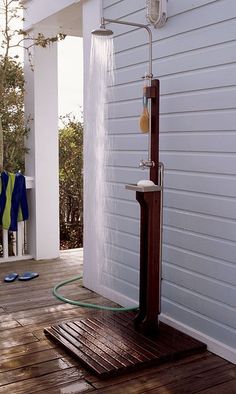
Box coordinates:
[18,272,39,281]
[4,273,18,282]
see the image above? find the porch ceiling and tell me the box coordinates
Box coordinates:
[34,3,83,37]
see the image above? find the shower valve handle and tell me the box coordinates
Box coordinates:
[139,159,155,169]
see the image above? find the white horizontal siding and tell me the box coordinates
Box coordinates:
[101,0,236,352]
[109,111,236,134]
[111,62,236,103]
[106,243,139,269]
[162,244,236,286]
[109,87,236,117]
[162,263,236,308]
[109,145,236,173]
[163,226,236,271]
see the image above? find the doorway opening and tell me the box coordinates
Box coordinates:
[58,36,84,251]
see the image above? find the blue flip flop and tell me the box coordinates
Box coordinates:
[4,273,18,282]
[18,272,39,281]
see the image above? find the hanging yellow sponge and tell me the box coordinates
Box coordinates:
[139,106,149,133]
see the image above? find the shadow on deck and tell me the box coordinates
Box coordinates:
[0,249,235,393]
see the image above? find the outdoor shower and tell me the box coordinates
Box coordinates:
[45,14,206,378]
[92,16,163,336]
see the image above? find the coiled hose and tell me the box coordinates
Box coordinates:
[53,275,138,312]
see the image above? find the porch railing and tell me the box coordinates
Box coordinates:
[0,176,34,263]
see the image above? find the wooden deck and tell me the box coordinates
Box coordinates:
[0,249,236,393]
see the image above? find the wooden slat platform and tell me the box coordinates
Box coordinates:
[45,312,206,377]
[1,251,236,393]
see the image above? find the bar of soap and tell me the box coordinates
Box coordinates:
[137,180,155,187]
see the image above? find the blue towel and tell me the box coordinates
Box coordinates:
[0,172,29,231]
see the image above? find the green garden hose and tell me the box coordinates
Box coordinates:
[53,275,138,312]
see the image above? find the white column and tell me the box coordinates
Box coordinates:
[83,0,102,292]
[24,28,60,260]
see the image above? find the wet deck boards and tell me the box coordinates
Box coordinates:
[1,251,236,393]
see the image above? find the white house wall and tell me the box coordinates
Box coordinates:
[99,0,236,361]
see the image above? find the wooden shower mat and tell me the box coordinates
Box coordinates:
[44,312,206,378]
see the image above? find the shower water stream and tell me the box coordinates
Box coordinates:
[85,34,115,290]
[52,35,137,311]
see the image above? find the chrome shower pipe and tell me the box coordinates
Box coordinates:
[101,17,153,79]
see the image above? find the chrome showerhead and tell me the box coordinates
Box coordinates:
[91,24,113,36]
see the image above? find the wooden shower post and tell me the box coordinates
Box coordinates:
[134,79,162,336]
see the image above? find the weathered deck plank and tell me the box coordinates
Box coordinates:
[0,250,235,393]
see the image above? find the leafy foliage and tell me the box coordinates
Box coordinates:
[0,56,28,171]
[59,116,83,249]
[0,0,66,170]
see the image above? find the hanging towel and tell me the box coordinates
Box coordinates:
[0,172,29,231]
